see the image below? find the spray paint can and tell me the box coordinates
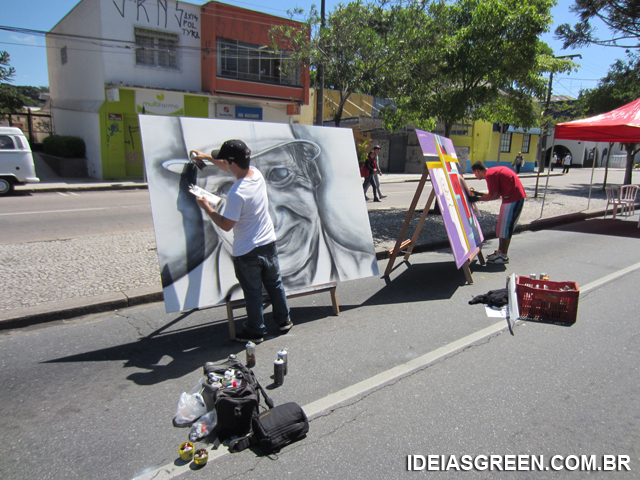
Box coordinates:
[274,358,285,386]
[245,341,256,368]
[277,349,288,375]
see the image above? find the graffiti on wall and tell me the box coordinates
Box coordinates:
[112,0,199,37]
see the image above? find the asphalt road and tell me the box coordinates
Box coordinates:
[0,188,153,244]
[0,215,638,480]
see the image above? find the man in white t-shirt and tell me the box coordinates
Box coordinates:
[191,140,292,343]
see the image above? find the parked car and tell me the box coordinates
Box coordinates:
[0,127,40,195]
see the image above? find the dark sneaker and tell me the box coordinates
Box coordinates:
[235,330,264,343]
[279,319,293,333]
[488,254,509,264]
[486,250,501,261]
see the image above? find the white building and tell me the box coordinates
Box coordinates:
[46,0,309,179]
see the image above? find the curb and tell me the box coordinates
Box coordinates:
[0,286,163,330]
[15,183,148,194]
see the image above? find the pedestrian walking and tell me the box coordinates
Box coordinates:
[371,145,386,199]
[471,161,526,264]
[562,153,572,174]
[362,151,380,202]
[191,140,293,343]
[512,152,524,174]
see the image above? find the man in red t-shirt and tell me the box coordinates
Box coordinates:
[471,161,526,264]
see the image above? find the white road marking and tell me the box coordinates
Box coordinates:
[131,261,640,480]
[0,207,107,217]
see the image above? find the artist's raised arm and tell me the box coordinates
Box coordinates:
[190,150,233,174]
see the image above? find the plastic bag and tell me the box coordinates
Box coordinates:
[189,410,217,441]
[174,378,208,426]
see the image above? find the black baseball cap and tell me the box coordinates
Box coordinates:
[212,139,251,164]
[373,145,381,149]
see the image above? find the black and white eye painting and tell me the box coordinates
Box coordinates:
[140,116,379,312]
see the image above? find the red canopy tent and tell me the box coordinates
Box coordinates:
[554,97,640,143]
[540,98,640,215]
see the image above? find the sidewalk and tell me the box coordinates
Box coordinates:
[4,158,635,330]
[18,152,556,192]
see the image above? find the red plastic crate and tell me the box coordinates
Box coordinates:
[516,277,580,323]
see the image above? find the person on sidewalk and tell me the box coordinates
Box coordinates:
[362,151,380,202]
[512,152,524,174]
[191,140,292,343]
[471,161,526,264]
[562,153,572,174]
[371,145,386,199]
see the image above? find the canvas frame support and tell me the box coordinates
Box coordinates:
[383,165,485,283]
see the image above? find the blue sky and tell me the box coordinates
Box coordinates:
[0,0,625,97]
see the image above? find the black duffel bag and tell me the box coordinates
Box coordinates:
[229,402,309,454]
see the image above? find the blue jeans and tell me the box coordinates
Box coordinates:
[233,242,290,335]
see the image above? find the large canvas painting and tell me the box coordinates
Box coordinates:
[140,116,379,312]
[416,129,484,269]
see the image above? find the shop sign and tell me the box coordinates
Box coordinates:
[216,104,263,121]
[136,91,184,116]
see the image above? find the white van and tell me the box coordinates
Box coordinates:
[0,127,40,195]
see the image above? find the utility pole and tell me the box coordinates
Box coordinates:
[315,0,326,127]
[534,54,581,197]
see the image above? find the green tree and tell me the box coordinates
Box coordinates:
[555,0,640,50]
[577,51,640,115]
[0,51,15,82]
[557,2,640,185]
[271,0,407,127]
[384,0,564,137]
[0,84,26,117]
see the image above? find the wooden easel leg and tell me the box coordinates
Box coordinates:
[477,248,486,266]
[404,189,437,260]
[226,302,236,340]
[384,165,430,276]
[330,286,340,315]
[462,260,473,284]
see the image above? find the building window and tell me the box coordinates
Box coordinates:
[500,132,512,153]
[521,134,531,153]
[433,122,471,136]
[217,38,300,86]
[61,46,68,65]
[135,28,179,70]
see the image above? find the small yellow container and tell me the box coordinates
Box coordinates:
[194,448,209,467]
[178,442,194,461]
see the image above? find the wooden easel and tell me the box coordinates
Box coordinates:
[225,282,339,339]
[383,164,484,283]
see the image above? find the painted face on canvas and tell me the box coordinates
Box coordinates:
[253,146,321,285]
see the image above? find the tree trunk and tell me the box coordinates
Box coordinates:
[623,143,638,185]
[333,91,352,127]
[602,142,613,191]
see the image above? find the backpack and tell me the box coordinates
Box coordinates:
[200,359,309,453]
[202,359,274,441]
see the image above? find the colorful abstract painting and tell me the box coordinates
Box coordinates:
[416,129,484,269]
